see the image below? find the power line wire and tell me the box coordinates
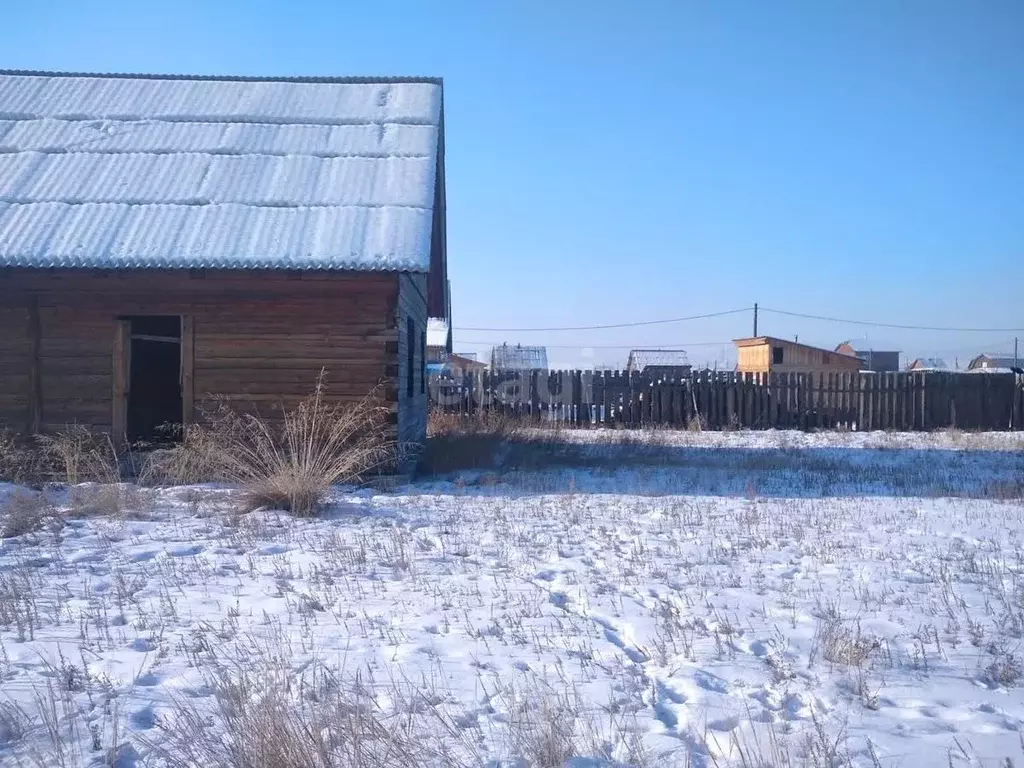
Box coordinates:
[452,340,733,350]
[760,307,1024,333]
[454,308,748,332]
[454,305,1024,335]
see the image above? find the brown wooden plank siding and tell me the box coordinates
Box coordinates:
[0,304,31,430]
[396,272,429,459]
[0,268,426,449]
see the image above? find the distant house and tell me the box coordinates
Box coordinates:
[426,318,452,363]
[968,354,1021,373]
[447,353,486,374]
[835,342,900,373]
[626,349,692,378]
[0,70,448,456]
[734,337,863,375]
[907,358,950,372]
[491,344,548,371]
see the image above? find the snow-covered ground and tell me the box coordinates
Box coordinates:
[2,430,1024,766]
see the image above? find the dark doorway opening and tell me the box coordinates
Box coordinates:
[126,316,183,442]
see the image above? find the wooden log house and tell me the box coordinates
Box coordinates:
[0,70,449,456]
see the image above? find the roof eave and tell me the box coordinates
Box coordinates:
[0,68,443,85]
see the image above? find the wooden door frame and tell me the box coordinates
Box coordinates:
[181,315,194,429]
[112,314,194,448]
[112,319,131,447]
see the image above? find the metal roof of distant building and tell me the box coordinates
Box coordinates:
[970,354,1019,369]
[0,70,442,271]
[626,349,691,371]
[491,344,549,370]
[910,358,950,370]
[837,339,902,353]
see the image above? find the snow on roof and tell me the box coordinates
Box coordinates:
[0,71,442,271]
[838,339,901,353]
[426,318,449,348]
[971,355,1019,369]
[626,349,690,372]
[491,344,548,371]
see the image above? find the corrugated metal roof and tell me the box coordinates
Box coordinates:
[0,71,442,271]
[626,349,690,372]
[491,344,548,371]
[971,355,1019,370]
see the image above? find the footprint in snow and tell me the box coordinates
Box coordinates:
[135,671,161,687]
[168,544,203,557]
[657,681,689,705]
[749,640,769,657]
[72,552,105,564]
[599,627,649,664]
[130,706,156,730]
[549,591,570,609]
[693,670,729,694]
[106,742,141,768]
[709,715,740,732]
[20,556,54,568]
[132,550,157,562]
[654,699,679,730]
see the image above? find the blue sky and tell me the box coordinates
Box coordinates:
[5,1,1023,367]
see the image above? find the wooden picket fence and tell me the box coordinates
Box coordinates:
[430,370,1024,431]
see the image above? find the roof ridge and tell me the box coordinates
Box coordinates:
[0,69,443,86]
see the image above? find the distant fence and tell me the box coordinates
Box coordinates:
[429,370,1024,431]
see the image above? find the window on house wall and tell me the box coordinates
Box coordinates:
[772,346,784,365]
[407,318,415,397]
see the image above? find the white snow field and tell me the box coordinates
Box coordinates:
[2,430,1024,766]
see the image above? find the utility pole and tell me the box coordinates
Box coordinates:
[1015,336,1019,369]
[753,303,758,337]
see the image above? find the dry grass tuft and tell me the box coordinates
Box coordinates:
[985,644,1023,687]
[145,374,393,516]
[148,651,448,768]
[0,701,28,750]
[64,483,158,520]
[1,490,59,539]
[0,430,40,485]
[35,425,121,485]
[500,683,582,768]
[420,411,522,474]
[811,614,881,669]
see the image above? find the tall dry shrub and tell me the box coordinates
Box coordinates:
[147,374,393,516]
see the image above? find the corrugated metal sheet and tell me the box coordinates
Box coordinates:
[0,71,441,271]
[491,344,549,371]
[626,349,690,372]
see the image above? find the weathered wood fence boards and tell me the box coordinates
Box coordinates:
[430,370,1024,431]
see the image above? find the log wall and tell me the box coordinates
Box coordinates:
[0,268,415,444]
